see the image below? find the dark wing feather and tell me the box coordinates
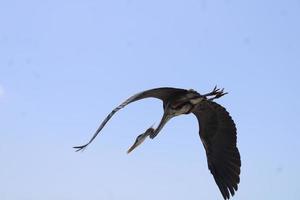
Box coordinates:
[74,87,187,151]
[192,101,241,200]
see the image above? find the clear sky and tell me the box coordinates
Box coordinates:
[0,0,300,199]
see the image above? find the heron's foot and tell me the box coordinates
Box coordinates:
[204,86,228,100]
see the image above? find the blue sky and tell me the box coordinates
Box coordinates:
[0,0,300,199]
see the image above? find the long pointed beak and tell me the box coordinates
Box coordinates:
[127,134,147,154]
[127,110,173,153]
[127,127,153,154]
[150,111,173,139]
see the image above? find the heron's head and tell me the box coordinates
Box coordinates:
[127,127,154,154]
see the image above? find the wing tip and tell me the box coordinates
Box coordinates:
[73,145,88,152]
[210,162,240,199]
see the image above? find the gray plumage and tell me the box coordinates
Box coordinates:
[74,87,241,199]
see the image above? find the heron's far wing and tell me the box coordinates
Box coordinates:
[192,101,241,200]
[74,87,186,151]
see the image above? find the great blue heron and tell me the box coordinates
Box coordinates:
[74,87,241,199]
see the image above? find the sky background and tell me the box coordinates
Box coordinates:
[1,0,300,199]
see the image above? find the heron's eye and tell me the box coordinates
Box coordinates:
[137,135,143,141]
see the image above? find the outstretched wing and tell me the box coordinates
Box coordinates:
[192,101,241,200]
[74,87,187,151]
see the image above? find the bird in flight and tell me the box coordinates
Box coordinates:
[74,87,241,199]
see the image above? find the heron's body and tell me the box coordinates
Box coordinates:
[74,87,241,200]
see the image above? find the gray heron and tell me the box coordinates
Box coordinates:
[74,87,241,199]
